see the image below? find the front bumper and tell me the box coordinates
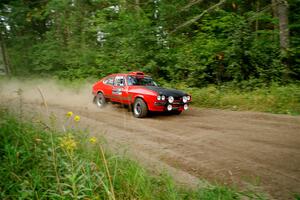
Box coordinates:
[149,101,189,112]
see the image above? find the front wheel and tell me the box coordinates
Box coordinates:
[95,93,106,108]
[133,98,148,118]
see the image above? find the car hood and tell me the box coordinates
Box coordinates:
[144,86,186,97]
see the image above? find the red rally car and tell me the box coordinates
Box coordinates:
[92,72,191,118]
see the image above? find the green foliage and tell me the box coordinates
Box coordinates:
[1,0,299,85]
[289,0,300,81]
[0,108,265,199]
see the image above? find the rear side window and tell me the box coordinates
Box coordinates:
[103,77,114,85]
[114,76,125,86]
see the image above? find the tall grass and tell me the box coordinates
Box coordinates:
[0,107,268,199]
[181,84,300,115]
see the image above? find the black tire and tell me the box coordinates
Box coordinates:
[133,98,148,118]
[95,92,106,108]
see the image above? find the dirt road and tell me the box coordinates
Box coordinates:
[1,80,300,199]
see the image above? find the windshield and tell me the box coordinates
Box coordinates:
[127,76,158,86]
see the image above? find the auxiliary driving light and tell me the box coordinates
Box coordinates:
[183,96,188,103]
[184,104,188,110]
[157,96,161,100]
[168,96,174,103]
[161,95,166,101]
[167,104,173,111]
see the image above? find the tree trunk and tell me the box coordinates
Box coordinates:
[0,33,11,76]
[271,0,278,18]
[135,0,140,16]
[275,0,290,51]
[273,0,290,79]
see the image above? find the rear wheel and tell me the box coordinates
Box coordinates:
[95,92,106,108]
[133,98,148,118]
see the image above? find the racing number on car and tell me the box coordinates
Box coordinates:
[112,88,122,95]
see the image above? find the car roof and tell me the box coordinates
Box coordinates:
[108,71,148,77]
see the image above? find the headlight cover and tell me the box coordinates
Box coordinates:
[168,96,174,103]
[182,96,188,103]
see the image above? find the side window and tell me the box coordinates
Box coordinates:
[103,77,114,85]
[127,76,133,86]
[127,76,137,86]
[114,76,125,86]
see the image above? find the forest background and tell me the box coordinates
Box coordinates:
[0,0,299,114]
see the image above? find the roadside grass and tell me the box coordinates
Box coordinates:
[170,83,300,115]
[0,107,267,200]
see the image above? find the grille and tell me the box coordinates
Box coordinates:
[174,96,182,101]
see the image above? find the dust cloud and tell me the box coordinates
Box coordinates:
[0,78,95,110]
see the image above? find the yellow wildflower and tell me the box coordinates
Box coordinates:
[89,137,97,144]
[74,115,80,122]
[66,111,73,117]
[60,136,77,152]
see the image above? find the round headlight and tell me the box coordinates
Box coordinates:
[167,104,173,111]
[157,96,161,100]
[187,96,191,101]
[168,96,174,103]
[182,96,188,103]
[161,95,166,101]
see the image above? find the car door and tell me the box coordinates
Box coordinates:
[112,76,127,103]
[102,76,114,99]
